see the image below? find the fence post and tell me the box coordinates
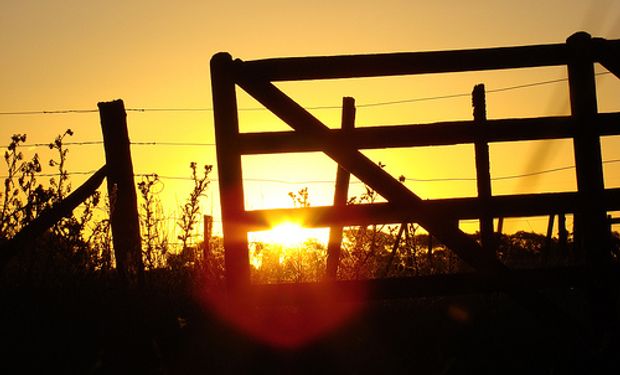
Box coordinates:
[325,97,356,280]
[427,234,433,269]
[203,215,213,271]
[558,213,568,254]
[567,32,615,331]
[545,214,555,243]
[98,99,144,287]
[472,84,495,255]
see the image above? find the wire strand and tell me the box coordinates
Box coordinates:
[20,141,104,148]
[3,159,619,182]
[0,109,98,115]
[130,141,216,147]
[0,72,612,116]
[15,140,218,148]
[3,157,619,183]
[145,158,620,184]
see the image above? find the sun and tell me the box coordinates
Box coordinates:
[269,222,307,247]
[248,221,330,248]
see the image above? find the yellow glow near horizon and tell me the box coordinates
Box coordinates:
[249,221,330,247]
[2,1,620,241]
[248,221,330,271]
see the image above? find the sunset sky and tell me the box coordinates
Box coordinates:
[1,0,620,240]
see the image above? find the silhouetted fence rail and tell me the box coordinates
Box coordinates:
[0,166,107,271]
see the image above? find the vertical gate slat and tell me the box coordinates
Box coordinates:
[326,97,356,279]
[472,84,495,255]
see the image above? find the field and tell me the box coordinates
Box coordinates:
[1,270,618,374]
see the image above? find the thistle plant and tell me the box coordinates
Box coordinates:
[177,162,212,262]
[138,173,168,270]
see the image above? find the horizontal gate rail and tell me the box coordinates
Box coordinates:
[240,188,620,232]
[236,38,619,81]
[237,113,620,154]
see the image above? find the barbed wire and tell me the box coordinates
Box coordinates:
[0,109,98,115]
[17,141,104,148]
[0,72,612,116]
[0,170,101,178]
[14,140,218,148]
[130,141,216,147]
[3,158,619,183]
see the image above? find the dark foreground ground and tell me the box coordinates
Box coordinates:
[1,279,618,374]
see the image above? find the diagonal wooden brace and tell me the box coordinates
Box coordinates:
[0,165,107,272]
[594,38,620,79]
[234,66,507,277]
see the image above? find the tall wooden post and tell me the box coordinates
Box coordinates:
[567,32,615,330]
[211,53,250,292]
[98,99,144,287]
[472,84,495,255]
[326,97,356,280]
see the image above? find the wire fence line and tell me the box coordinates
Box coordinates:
[0,71,612,116]
[9,140,216,148]
[2,159,620,184]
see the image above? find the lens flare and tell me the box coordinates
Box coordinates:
[197,281,367,349]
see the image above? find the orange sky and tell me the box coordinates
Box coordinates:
[1,0,620,239]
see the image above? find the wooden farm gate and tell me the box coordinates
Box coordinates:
[211,32,620,308]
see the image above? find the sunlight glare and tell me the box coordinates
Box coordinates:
[271,222,306,247]
[249,221,329,248]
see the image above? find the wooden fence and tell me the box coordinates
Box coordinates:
[211,32,620,311]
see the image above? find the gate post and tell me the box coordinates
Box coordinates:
[567,32,610,260]
[211,53,250,292]
[567,32,615,330]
